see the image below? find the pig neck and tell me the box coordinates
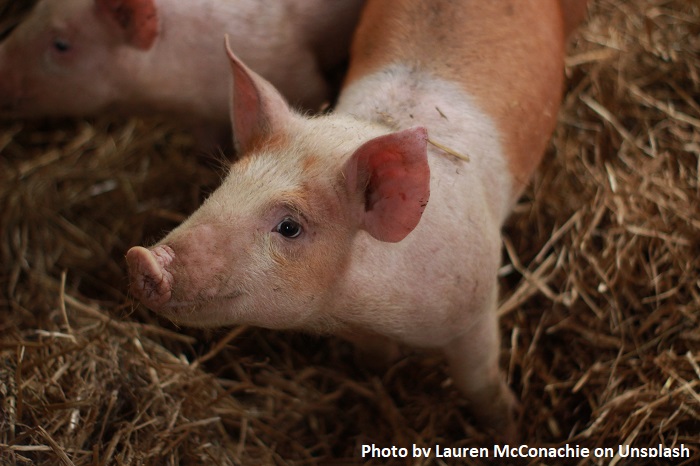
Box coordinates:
[336,64,513,223]
[325,67,509,341]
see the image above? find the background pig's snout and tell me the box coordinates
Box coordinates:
[0,69,22,112]
[126,245,175,310]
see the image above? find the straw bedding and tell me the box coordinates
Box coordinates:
[1,0,698,464]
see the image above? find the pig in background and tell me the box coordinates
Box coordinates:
[0,0,364,143]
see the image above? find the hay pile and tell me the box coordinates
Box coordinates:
[1,0,699,464]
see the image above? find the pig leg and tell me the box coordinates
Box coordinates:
[443,290,519,442]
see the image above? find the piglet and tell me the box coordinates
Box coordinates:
[0,0,363,138]
[127,0,587,440]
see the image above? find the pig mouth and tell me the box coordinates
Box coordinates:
[163,291,244,310]
[150,291,245,326]
[127,244,247,325]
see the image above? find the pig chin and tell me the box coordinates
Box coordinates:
[157,296,316,330]
[0,83,55,118]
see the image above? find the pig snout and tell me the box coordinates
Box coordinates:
[126,245,175,310]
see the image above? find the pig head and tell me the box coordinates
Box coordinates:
[126,43,430,330]
[0,0,158,117]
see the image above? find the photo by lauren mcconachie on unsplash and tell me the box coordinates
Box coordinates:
[359,443,692,460]
[1,0,699,464]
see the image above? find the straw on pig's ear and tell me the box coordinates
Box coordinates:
[345,126,431,243]
[225,36,295,155]
[96,0,159,49]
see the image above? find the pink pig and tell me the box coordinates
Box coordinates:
[127,0,587,440]
[0,0,363,134]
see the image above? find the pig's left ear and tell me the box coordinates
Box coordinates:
[345,127,430,243]
[96,0,159,50]
[225,36,296,155]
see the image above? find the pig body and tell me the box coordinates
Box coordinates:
[0,0,363,135]
[128,0,587,439]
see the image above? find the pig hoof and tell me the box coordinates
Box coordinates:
[487,389,521,444]
[126,245,174,309]
[469,385,520,444]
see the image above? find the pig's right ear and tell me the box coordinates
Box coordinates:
[225,36,296,155]
[95,0,159,50]
[345,127,431,243]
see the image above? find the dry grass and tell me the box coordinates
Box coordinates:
[1,0,699,464]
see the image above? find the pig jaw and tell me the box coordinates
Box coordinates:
[0,67,22,114]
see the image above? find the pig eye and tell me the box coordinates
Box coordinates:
[275,218,302,238]
[53,39,71,53]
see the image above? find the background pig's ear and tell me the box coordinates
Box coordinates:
[96,0,158,49]
[345,127,430,243]
[225,36,295,155]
